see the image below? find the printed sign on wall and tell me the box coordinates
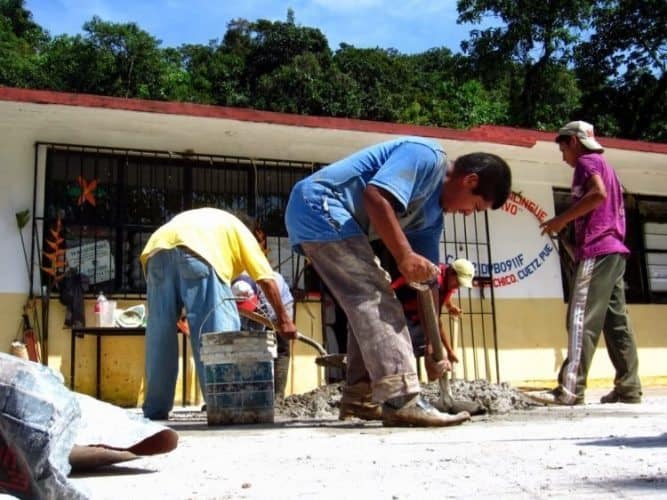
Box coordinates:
[65,240,115,284]
[486,184,564,298]
[440,183,565,299]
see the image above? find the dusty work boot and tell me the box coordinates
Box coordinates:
[338,382,382,421]
[600,389,642,404]
[382,394,471,427]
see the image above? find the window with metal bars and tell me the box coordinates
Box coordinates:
[553,188,667,304]
[40,144,319,297]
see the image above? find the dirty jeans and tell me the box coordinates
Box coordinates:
[143,247,239,419]
[301,237,420,403]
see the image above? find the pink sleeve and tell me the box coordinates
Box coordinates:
[576,155,602,184]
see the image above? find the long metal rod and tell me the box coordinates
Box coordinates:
[30,143,38,299]
[474,212,492,381]
[484,211,500,383]
[461,214,479,379]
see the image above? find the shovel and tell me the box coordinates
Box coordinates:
[238,309,346,369]
[411,282,485,416]
[450,316,460,380]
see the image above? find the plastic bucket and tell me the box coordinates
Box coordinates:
[201,330,277,425]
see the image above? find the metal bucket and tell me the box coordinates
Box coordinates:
[200,330,277,425]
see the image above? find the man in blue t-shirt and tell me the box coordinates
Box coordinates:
[285,136,511,427]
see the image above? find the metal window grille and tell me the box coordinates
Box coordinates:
[553,188,667,304]
[442,211,500,382]
[36,142,319,297]
[34,142,503,382]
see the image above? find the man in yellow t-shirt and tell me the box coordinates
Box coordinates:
[140,208,296,420]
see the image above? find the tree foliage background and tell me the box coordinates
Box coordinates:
[1,0,665,141]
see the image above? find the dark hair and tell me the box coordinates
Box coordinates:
[452,153,512,209]
[229,210,268,254]
[230,210,257,231]
[555,134,572,144]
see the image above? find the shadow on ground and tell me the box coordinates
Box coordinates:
[579,433,667,448]
[593,475,667,490]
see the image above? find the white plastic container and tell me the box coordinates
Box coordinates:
[101,301,117,327]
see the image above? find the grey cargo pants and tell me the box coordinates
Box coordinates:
[301,236,420,402]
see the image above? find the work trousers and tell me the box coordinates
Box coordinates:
[143,247,238,419]
[558,253,642,403]
[302,236,420,403]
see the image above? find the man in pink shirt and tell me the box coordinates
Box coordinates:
[538,121,642,405]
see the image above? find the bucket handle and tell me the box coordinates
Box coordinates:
[197,296,329,358]
[197,296,254,340]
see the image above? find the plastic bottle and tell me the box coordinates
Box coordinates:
[94,292,108,327]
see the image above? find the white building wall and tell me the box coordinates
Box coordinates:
[2,99,666,297]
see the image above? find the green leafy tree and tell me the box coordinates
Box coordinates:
[0,0,46,47]
[401,79,508,128]
[255,52,363,117]
[255,52,328,114]
[334,45,412,122]
[246,19,331,77]
[404,48,459,113]
[159,47,195,102]
[240,15,332,101]
[3,1,664,140]
[40,16,201,101]
[81,16,165,98]
[40,16,168,98]
[218,12,333,110]
[399,47,509,128]
[319,68,364,118]
[179,41,249,106]
[39,34,103,93]
[0,0,47,86]
[575,0,666,141]
[457,0,592,129]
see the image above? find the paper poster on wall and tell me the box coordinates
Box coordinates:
[65,240,115,284]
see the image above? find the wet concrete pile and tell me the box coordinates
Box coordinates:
[275,380,537,420]
[275,384,342,419]
[421,379,537,414]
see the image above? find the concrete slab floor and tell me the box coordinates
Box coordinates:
[70,387,667,499]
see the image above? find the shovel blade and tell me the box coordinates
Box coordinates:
[314,353,347,369]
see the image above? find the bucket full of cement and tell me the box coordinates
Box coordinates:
[200,330,277,425]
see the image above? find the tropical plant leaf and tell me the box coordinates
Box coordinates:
[43,217,67,288]
[15,209,31,229]
[41,266,57,277]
